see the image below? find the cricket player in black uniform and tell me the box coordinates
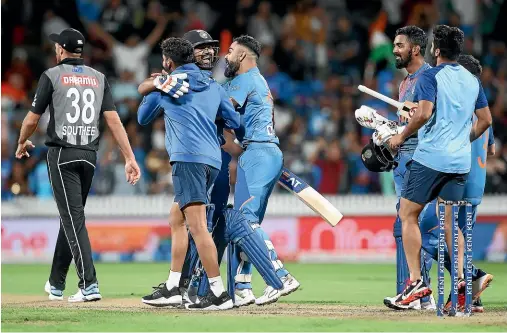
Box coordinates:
[15,28,141,302]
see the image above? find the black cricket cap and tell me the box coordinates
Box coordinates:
[49,28,86,54]
[182,30,218,48]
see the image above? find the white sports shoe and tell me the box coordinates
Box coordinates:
[280,274,300,296]
[420,295,437,310]
[68,283,102,303]
[255,286,281,306]
[234,288,256,307]
[44,281,63,301]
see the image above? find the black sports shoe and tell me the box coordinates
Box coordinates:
[142,283,182,307]
[185,291,233,311]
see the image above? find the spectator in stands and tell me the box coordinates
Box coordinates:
[234,0,256,36]
[310,137,344,194]
[91,13,169,83]
[329,16,361,77]
[1,73,27,105]
[247,1,280,48]
[1,140,14,200]
[6,161,32,197]
[343,131,375,194]
[100,0,133,41]
[28,151,53,199]
[4,48,33,91]
[42,10,70,41]
[273,35,306,80]
[1,0,505,197]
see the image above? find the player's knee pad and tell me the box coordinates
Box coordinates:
[225,209,254,293]
[224,208,283,291]
[254,224,288,278]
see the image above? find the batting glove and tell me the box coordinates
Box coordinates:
[355,105,389,130]
[372,121,403,146]
[154,73,189,98]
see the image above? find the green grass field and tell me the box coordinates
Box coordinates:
[2,262,506,332]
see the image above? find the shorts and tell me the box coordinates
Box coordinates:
[172,162,219,210]
[401,160,468,205]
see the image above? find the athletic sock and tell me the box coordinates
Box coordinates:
[166,270,181,290]
[208,276,225,297]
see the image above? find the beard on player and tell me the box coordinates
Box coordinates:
[224,57,241,78]
[394,49,413,69]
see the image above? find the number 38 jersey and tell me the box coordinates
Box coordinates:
[31,58,116,151]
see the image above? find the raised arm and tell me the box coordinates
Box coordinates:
[88,22,116,50]
[145,16,169,48]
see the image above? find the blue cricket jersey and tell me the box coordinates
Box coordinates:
[398,63,431,153]
[464,117,494,204]
[223,67,279,145]
[137,63,240,170]
[413,63,488,174]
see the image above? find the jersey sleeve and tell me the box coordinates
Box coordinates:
[31,72,53,115]
[227,74,252,108]
[218,86,240,129]
[488,126,494,146]
[475,80,488,110]
[101,77,117,112]
[137,91,163,125]
[414,71,437,104]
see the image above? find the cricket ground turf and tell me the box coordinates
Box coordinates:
[2,263,506,332]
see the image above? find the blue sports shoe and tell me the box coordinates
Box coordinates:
[68,283,102,303]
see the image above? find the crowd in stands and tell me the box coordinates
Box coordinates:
[2,0,506,200]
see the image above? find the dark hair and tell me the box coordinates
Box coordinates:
[160,37,195,66]
[233,35,261,58]
[432,25,464,61]
[458,54,482,77]
[395,25,427,55]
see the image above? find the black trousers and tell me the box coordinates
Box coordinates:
[47,147,97,290]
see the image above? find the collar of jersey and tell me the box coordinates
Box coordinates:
[58,58,84,66]
[246,67,260,74]
[407,62,429,79]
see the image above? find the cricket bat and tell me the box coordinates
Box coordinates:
[358,85,417,119]
[277,168,343,227]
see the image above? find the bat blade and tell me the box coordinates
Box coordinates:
[358,85,412,118]
[278,168,343,227]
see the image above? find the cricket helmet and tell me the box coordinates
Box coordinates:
[361,139,398,172]
[183,29,219,70]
